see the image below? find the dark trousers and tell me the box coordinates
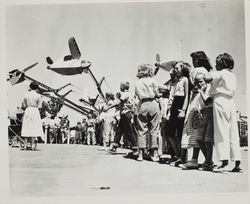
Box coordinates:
[168,96,185,143]
[161,118,175,156]
[167,96,186,159]
[113,111,138,149]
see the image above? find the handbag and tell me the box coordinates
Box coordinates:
[192,109,203,129]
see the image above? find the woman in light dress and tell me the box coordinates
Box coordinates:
[21,82,44,150]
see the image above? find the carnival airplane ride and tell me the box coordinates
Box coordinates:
[8,37,109,117]
[46,37,107,105]
[8,37,176,118]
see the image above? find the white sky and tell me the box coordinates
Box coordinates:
[6,0,247,124]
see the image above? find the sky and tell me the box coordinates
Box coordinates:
[6,0,247,124]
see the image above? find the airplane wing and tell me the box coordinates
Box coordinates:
[68,37,81,59]
[22,62,38,72]
[47,57,91,75]
[159,61,176,72]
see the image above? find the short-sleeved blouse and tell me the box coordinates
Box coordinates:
[209,69,236,97]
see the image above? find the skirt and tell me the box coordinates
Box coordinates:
[181,109,199,149]
[21,107,44,139]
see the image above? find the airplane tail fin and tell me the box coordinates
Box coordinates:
[8,70,25,85]
[68,37,81,59]
[8,62,38,85]
[46,57,53,65]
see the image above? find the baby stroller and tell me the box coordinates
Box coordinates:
[58,115,70,144]
[8,111,25,148]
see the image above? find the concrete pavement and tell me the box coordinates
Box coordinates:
[9,144,248,197]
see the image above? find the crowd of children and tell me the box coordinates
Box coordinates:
[54,51,243,173]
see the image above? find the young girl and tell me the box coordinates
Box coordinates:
[74,121,83,144]
[181,73,214,171]
[135,63,161,161]
[181,74,203,163]
[159,68,178,161]
[195,74,214,171]
[167,61,190,166]
[205,53,242,172]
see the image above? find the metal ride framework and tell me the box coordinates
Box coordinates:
[7,38,110,145]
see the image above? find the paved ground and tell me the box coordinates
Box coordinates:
[9,144,248,197]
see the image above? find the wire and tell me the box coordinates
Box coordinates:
[104,78,114,94]
[71,84,83,91]
[71,84,97,99]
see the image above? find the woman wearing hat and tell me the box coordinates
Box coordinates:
[21,82,44,150]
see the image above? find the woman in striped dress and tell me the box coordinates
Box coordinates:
[181,51,213,169]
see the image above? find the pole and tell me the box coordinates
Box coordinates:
[87,68,107,104]
[179,40,183,60]
[44,125,48,144]
[67,129,70,144]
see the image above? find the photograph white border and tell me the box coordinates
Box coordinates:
[0,0,249,203]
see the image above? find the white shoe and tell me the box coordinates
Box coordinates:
[213,165,229,173]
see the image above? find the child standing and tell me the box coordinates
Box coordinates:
[205,53,242,172]
[106,82,138,154]
[135,63,161,161]
[86,113,96,145]
[102,92,116,147]
[81,117,87,144]
[181,73,214,170]
[195,74,214,171]
[74,121,83,144]
[181,74,203,160]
